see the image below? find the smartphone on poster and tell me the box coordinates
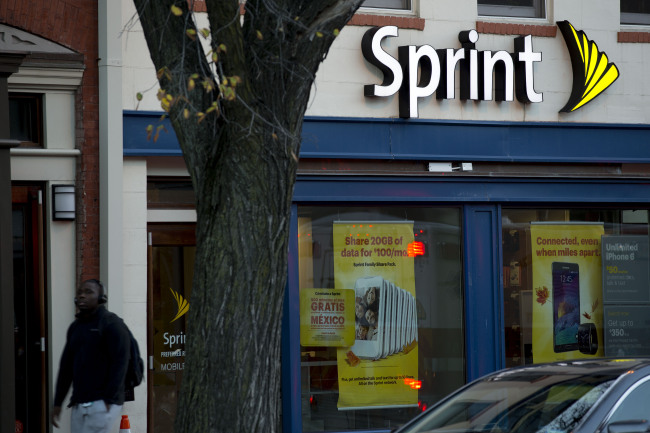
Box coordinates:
[401,289,410,350]
[552,262,580,353]
[395,287,405,352]
[352,276,384,359]
[381,280,393,358]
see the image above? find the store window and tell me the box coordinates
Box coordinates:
[478,0,545,19]
[298,206,464,431]
[501,208,650,368]
[147,178,195,209]
[621,0,650,25]
[9,93,43,148]
[362,0,411,11]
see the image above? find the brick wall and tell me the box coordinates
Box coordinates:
[0,0,100,283]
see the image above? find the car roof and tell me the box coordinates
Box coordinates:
[396,358,650,433]
[481,358,650,382]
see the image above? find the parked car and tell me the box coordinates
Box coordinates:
[395,358,650,433]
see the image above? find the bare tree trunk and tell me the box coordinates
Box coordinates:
[131,0,364,431]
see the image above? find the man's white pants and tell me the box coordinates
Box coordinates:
[71,400,122,433]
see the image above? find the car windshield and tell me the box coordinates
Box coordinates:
[402,370,616,433]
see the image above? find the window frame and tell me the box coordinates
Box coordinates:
[621,12,650,26]
[360,0,412,12]
[295,204,466,432]
[8,93,43,148]
[621,0,650,25]
[478,0,546,19]
[147,177,196,209]
[500,207,650,369]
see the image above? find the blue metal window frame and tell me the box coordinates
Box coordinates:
[283,206,302,433]
[463,205,503,381]
[283,174,650,433]
[124,113,650,164]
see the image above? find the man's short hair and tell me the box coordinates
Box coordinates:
[83,278,106,302]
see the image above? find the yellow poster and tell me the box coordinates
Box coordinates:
[300,288,355,347]
[333,222,418,410]
[530,223,605,363]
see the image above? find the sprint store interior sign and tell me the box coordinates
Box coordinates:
[362,21,619,118]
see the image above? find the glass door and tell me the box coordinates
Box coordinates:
[147,224,195,433]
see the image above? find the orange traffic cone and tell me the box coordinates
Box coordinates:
[120,415,131,433]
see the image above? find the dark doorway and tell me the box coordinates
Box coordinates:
[13,185,46,433]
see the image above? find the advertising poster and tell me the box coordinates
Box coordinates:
[530,223,605,363]
[300,288,355,347]
[601,236,650,356]
[333,221,418,410]
[601,235,650,304]
[603,305,650,356]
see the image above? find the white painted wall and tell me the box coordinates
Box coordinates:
[122,1,211,113]
[307,0,649,123]
[121,158,149,432]
[99,0,125,320]
[43,92,76,149]
[47,215,77,433]
[122,0,650,124]
[122,0,158,113]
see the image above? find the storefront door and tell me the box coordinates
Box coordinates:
[147,224,195,433]
[12,185,46,433]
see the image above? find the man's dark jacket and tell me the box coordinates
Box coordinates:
[53,306,130,407]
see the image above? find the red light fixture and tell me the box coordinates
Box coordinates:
[407,241,425,257]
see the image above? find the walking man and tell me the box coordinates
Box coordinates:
[51,279,130,432]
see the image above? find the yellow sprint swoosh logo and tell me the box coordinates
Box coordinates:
[557,21,619,112]
[169,287,189,323]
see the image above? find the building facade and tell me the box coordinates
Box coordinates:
[1,1,138,432]
[122,1,650,432]
[3,0,650,432]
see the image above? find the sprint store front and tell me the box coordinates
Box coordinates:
[285,20,650,431]
[290,164,650,432]
[131,122,650,433]
[124,17,650,433]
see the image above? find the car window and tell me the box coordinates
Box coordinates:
[404,376,614,433]
[534,384,609,433]
[607,378,650,424]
